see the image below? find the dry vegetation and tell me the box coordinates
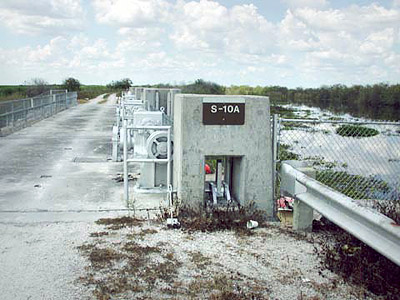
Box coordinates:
[76,209,381,300]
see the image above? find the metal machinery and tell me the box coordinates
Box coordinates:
[204,158,236,208]
[112,90,246,218]
[112,88,180,201]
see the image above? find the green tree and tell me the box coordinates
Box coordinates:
[63,77,81,92]
[182,79,225,95]
[107,78,132,90]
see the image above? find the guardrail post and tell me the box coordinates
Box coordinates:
[281,161,315,232]
[294,166,315,232]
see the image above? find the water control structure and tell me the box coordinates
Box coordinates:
[112,89,274,217]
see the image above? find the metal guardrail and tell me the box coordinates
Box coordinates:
[0,90,78,136]
[280,161,400,266]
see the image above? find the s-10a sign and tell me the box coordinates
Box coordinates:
[202,98,245,125]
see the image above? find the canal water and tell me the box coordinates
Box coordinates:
[278,104,400,201]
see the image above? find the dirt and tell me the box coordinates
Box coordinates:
[313,221,400,298]
[77,212,375,300]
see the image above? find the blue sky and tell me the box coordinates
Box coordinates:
[0,0,399,87]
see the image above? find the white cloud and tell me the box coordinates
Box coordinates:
[116,27,165,50]
[0,35,119,83]
[278,3,400,84]
[282,0,329,9]
[360,28,395,54]
[0,1,399,87]
[92,0,171,27]
[0,0,84,35]
[170,1,276,57]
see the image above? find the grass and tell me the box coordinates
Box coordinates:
[77,85,114,100]
[98,93,111,104]
[95,216,143,230]
[376,200,400,224]
[282,121,311,130]
[0,85,27,101]
[278,143,299,161]
[315,223,400,298]
[316,170,391,200]
[78,218,185,299]
[270,105,296,118]
[187,274,268,299]
[77,98,90,105]
[336,125,379,137]
[188,251,212,269]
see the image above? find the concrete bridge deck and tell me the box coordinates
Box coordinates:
[0,95,134,299]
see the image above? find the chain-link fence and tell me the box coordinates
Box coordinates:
[277,118,400,201]
[0,90,77,136]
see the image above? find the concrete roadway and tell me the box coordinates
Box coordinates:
[0,94,136,299]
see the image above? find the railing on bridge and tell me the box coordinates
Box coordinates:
[0,90,78,136]
[280,161,400,267]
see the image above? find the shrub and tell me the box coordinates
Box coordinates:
[336,125,379,137]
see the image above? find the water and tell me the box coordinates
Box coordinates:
[279,104,400,201]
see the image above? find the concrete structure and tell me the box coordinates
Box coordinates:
[142,88,181,116]
[173,94,273,217]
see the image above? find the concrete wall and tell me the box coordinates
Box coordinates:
[173,94,273,217]
[143,88,181,114]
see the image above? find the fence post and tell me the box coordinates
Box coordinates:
[11,101,14,125]
[24,99,27,126]
[123,119,129,204]
[272,114,279,217]
[53,94,57,114]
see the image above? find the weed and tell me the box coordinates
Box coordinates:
[123,241,161,255]
[315,224,400,298]
[98,94,110,104]
[188,273,268,299]
[376,200,400,224]
[176,202,266,235]
[336,125,379,137]
[78,98,89,104]
[271,105,296,118]
[316,170,391,200]
[95,216,143,230]
[90,231,109,237]
[283,122,311,131]
[279,143,299,161]
[188,251,212,269]
[127,228,158,240]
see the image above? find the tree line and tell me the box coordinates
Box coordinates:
[1,78,399,120]
[226,83,400,108]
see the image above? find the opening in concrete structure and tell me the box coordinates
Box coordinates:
[204,155,244,207]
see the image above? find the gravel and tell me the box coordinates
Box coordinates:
[77,218,374,299]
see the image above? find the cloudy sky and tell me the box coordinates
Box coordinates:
[0,0,399,87]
